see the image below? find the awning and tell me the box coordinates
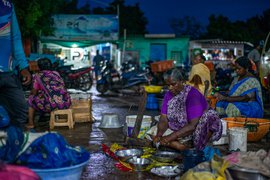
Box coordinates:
[40,39,118,48]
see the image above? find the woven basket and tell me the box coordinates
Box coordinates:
[223,117,270,142]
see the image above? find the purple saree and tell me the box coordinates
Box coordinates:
[161,85,222,150]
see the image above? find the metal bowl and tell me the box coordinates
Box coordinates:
[127,157,152,171]
[152,151,181,163]
[98,113,123,128]
[114,149,143,162]
[228,166,269,180]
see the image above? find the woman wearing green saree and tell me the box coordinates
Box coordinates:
[214,56,263,118]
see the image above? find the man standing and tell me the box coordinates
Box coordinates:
[248,41,263,76]
[0,0,31,128]
[93,50,104,80]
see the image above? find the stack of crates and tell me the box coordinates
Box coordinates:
[150,60,174,73]
[71,96,93,123]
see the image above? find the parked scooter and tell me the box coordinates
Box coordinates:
[96,60,152,94]
[57,65,94,91]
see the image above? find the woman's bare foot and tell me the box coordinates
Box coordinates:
[168,141,188,151]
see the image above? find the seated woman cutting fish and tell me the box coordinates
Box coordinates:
[146,68,222,151]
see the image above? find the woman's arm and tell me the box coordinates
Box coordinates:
[156,114,169,137]
[215,92,251,102]
[153,114,169,143]
[225,94,251,102]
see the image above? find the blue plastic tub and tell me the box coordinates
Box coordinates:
[182,149,205,172]
[146,94,158,110]
[31,160,89,180]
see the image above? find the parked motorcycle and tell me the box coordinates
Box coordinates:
[96,60,152,94]
[57,65,93,91]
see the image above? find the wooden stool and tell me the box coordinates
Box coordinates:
[50,109,74,129]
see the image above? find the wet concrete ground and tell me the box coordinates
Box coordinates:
[33,86,270,180]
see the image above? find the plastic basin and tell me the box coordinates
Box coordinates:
[31,160,89,180]
[223,117,270,142]
[144,86,163,93]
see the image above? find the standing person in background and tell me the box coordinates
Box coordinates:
[248,41,263,76]
[187,54,212,96]
[0,0,31,128]
[93,50,104,80]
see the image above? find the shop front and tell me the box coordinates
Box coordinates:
[190,39,253,69]
[38,14,119,69]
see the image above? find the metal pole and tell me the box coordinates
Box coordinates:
[122,29,127,64]
[117,4,120,40]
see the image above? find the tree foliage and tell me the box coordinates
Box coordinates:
[13,0,146,40]
[170,9,270,44]
[12,0,90,39]
[203,9,270,44]
[170,16,204,39]
[13,0,270,45]
[92,0,148,35]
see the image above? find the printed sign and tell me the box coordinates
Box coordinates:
[50,14,118,41]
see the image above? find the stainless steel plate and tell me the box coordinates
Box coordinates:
[152,151,181,163]
[150,165,183,177]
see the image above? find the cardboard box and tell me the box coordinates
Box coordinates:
[73,113,92,123]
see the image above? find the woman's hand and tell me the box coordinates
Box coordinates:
[159,133,177,146]
[30,89,38,95]
[214,92,227,101]
[153,136,161,144]
[20,69,31,85]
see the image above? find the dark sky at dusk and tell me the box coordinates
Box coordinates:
[78,0,270,33]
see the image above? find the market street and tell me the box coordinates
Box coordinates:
[30,85,270,179]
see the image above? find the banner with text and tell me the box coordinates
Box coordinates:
[50,14,118,41]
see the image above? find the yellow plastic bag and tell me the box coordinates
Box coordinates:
[181,155,230,180]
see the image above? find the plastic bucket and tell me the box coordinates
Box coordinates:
[228,127,247,152]
[182,149,205,172]
[31,160,89,180]
[146,94,158,110]
[126,115,152,138]
[221,119,227,135]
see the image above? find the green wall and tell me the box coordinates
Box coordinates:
[118,35,190,67]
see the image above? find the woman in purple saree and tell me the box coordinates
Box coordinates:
[146,69,222,151]
[26,58,71,129]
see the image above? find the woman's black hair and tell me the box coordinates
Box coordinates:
[235,56,251,70]
[37,58,52,71]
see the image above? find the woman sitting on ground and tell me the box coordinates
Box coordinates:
[146,68,222,151]
[26,58,71,129]
[214,56,263,118]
